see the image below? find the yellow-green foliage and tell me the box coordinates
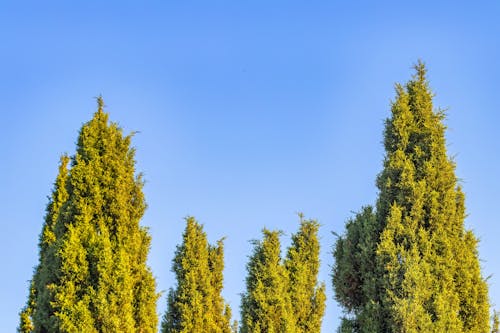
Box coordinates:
[240,229,296,333]
[240,218,325,333]
[162,217,232,333]
[285,216,326,333]
[19,98,158,332]
[333,62,491,333]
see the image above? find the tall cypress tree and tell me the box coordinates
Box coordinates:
[333,62,490,332]
[161,217,232,333]
[284,215,326,333]
[19,98,158,332]
[240,229,296,333]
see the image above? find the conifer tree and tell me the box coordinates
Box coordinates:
[162,217,232,333]
[284,215,326,333]
[19,98,158,332]
[240,229,296,333]
[333,62,491,332]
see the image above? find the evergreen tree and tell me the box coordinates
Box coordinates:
[333,62,491,332]
[240,229,296,333]
[162,217,232,333]
[19,98,158,332]
[284,214,326,333]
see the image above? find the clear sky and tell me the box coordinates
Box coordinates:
[1,1,499,331]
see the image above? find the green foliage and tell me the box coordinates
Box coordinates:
[333,62,491,332]
[240,229,296,333]
[284,215,326,333]
[162,217,232,333]
[19,98,158,332]
[333,206,385,332]
[241,218,325,333]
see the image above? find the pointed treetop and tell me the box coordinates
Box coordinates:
[96,95,105,113]
[413,59,427,83]
[333,62,491,333]
[90,95,108,126]
[297,212,304,222]
[19,98,158,332]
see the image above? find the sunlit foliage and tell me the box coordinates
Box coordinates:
[333,62,491,333]
[161,217,232,333]
[241,216,325,333]
[19,98,158,332]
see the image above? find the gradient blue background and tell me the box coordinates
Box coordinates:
[1,1,499,331]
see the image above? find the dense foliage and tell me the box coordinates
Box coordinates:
[19,98,158,332]
[240,229,296,333]
[19,63,496,333]
[241,216,325,333]
[285,216,326,333]
[333,62,491,333]
[162,217,232,333]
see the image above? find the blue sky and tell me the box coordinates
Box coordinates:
[1,1,499,331]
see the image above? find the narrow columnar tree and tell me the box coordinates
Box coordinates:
[284,215,326,333]
[162,217,232,333]
[333,62,491,332]
[240,229,296,333]
[19,98,158,332]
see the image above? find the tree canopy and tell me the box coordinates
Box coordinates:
[333,62,491,333]
[162,217,232,333]
[19,98,158,332]
[241,216,325,333]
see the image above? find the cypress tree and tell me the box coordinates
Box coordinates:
[284,215,326,333]
[161,217,232,333]
[19,98,158,332]
[240,229,296,333]
[333,62,491,332]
